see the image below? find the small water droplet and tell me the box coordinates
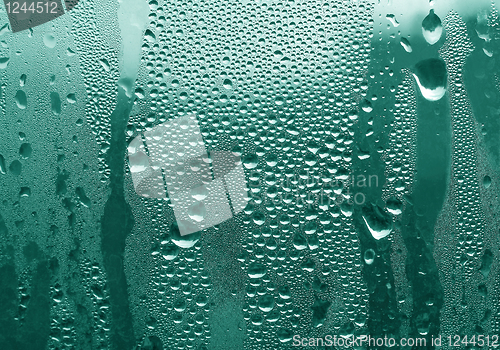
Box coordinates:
[400,37,412,53]
[43,33,56,48]
[15,90,27,109]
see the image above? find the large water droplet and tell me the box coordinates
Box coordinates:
[128,151,150,173]
[413,58,447,101]
[190,184,208,201]
[9,160,22,176]
[258,294,275,312]
[222,78,233,89]
[385,197,403,215]
[99,58,110,72]
[277,328,293,343]
[248,261,267,278]
[144,29,156,42]
[242,154,259,169]
[162,243,179,260]
[422,10,443,45]
[170,222,200,248]
[362,204,392,240]
[483,175,491,188]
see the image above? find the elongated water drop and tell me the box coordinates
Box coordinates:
[400,37,412,53]
[15,90,27,109]
[422,10,443,45]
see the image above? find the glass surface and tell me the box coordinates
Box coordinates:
[0,0,499,349]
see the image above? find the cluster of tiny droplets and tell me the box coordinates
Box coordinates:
[126,0,376,348]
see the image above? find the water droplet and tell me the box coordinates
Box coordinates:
[413,58,447,101]
[128,151,150,173]
[258,294,275,312]
[19,186,31,197]
[162,243,179,260]
[43,33,56,48]
[483,175,491,188]
[170,221,200,248]
[222,78,233,89]
[362,204,392,240]
[242,154,259,169]
[422,10,443,45]
[190,184,208,201]
[386,14,400,27]
[188,202,206,222]
[9,160,22,176]
[385,197,403,215]
[50,92,61,115]
[248,261,267,278]
[15,90,27,109]
[99,58,110,72]
[19,143,32,158]
[0,57,9,69]
[67,93,76,104]
[360,98,373,113]
[0,154,6,174]
[75,187,91,207]
[144,29,156,42]
[400,37,412,53]
[277,328,293,343]
[364,249,375,265]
